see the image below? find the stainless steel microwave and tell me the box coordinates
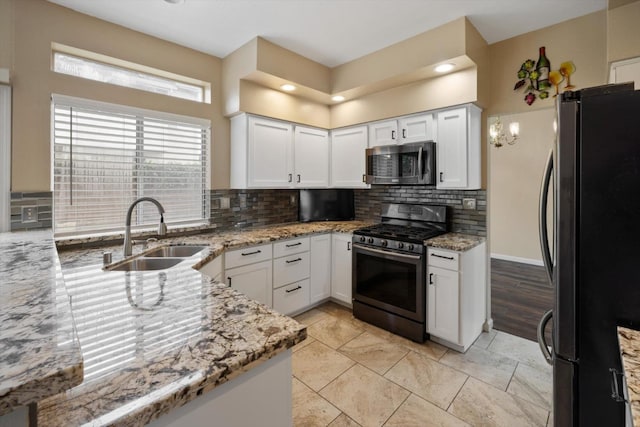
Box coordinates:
[365,141,436,185]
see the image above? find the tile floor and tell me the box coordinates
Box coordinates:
[292,302,553,427]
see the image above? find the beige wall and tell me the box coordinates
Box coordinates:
[11,0,229,191]
[489,109,554,262]
[488,11,607,116]
[608,1,640,62]
[0,0,12,71]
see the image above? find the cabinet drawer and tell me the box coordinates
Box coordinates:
[428,248,459,270]
[225,243,272,269]
[273,237,310,258]
[273,279,310,315]
[273,252,310,288]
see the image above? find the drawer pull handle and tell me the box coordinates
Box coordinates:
[227,277,232,287]
[286,242,302,247]
[241,250,262,256]
[439,172,444,182]
[286,257,302,264]
[286,285,302,293]
[402,128,406,139]
[288,174,292,183]
[391,130,396,140]
[431,253,454,260]
[429,273,434,285]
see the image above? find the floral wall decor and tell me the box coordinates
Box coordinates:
[514,46,576,106]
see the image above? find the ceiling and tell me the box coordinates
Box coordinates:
[48,0,607,68]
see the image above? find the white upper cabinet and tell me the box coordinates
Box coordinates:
[398,113,435,143]
[368,120,398,147]
[330,126,368,188]
[436,104,481,190]
[294,126,329,188]
[368,113,434,147]
[230,114,330,189]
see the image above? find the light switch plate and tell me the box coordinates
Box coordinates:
[21,206,38,223]
[462,198,476,210]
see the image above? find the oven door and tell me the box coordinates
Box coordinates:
[352,243,425,322]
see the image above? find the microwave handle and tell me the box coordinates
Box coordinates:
[417,146,423,178]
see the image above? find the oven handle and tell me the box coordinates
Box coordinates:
[352,244,422,260]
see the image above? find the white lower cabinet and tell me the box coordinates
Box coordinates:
[331,233,353,306]
[225,260,273,308]
[427,242,486,352]
[310,234,332,304]
[273,237,311,315]
[273,279,310,314]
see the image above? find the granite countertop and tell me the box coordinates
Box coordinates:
[3,220,479,425]
[0,231,83,416]
[425,232,485,251]
[618,327,640,426]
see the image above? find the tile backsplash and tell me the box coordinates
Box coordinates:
[209,189,299,230]
[10,192,53,232]
[354,186,486,236]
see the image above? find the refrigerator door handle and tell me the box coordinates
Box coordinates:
[539,148,554,285]
[537,309,554,365]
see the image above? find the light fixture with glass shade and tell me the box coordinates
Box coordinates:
[490,116,520,148]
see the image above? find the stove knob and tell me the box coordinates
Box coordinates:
[381,240,388,247]
[368,237,374,244]
[359,236,366,243]
[397,242,404,249]
[408,244,415,251]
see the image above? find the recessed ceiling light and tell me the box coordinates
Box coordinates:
[435,63,455,73]
[332,95,345,102]
[281,84,296,92]
[164,0,185,4]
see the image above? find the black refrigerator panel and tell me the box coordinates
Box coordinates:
[575,87,640,426]
[554,357,576,427]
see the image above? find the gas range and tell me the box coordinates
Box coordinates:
[353,204,448,255]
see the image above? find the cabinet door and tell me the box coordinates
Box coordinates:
[310,234,331,304]
[294,126,329,188]
[225,260,273,307]
[368,120,399,147]
[331,233,353,305]
[436,107,468,189]
[399,114,434,144]
[427,265,459,343]
[247,116,293,188]
[330,126,368,188]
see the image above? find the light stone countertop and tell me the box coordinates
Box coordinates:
[3,220,480,426]
[0,231,83,416]
[618,327,640,426]
[425,232,485,251]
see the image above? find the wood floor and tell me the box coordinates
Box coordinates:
[491,258,554,342]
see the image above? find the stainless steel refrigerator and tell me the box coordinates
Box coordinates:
[538,83,640,426]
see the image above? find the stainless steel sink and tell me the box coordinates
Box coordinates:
[110,257,183,271]
[143,245,208,258]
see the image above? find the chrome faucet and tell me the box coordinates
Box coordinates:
[123,197,167,256]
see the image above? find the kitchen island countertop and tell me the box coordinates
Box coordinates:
[619,327,640,426]
[425,232,485,252]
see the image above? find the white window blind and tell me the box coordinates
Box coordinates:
[52,95,210,237]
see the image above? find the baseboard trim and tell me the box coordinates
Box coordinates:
[490,253,544,267]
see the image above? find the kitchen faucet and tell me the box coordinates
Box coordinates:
[123,197,167,256]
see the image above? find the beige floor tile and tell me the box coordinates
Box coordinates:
[384,394,471,427]
[439,346,518,390]
[448,377,549,427]
[293,341,356,391]
[488,331,551,373]
[328,413,362,427]
[473,330,497,349]
[308,317,364,349]
[338,332,409,374]
[320,364,410,427]
[295,308,331,326]
[318,301,354,318]
[384,351,467,409]
[363,323,448,361]
[507,363,553,411]
[292,336,316,353]
[293,377,341,426]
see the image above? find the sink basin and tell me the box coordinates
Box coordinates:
[110,257,183,271]
[143,245,208,258]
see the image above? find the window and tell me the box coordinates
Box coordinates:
[52,46,210,103]
[52,95,210,237]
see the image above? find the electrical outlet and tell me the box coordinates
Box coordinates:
[462,198,476,210]
[21,206,38,223]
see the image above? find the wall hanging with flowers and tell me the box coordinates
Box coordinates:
[514,46,576,106]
